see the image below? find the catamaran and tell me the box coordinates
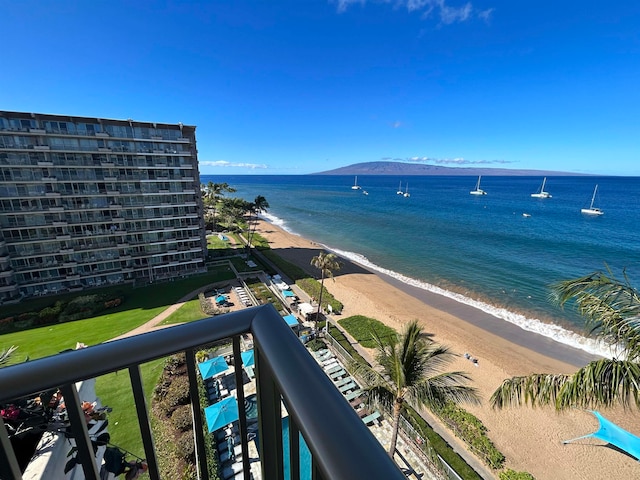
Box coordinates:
[396,181,403,195]
[581,185,604,215]
[351,176,361,190]
[531,177,552,198]
[470,176,486,195]
[403,183,410,197]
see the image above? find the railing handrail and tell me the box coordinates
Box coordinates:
[0,304,406,479]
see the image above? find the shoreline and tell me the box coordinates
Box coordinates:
[255,219,640,480]
[261,212,614,361]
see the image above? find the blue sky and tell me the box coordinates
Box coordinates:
[1,1,639,175]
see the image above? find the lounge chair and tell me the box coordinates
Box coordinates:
[325,364,342,375]
[222,461,243,479]
[333,376,353,388]
[321,356,337,366]
[338,381,357,393]
[328,368,346,379]
[344,389,363,401]
[312,349,329,359]
[218,445,243,464]
[362,410,382,426]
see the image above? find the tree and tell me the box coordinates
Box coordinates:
[218,197,250,233]
[353,320,479,456]
[246,195,269,250]
[310,252,341,330]
[491,269,640,411]
[201,182,236,230]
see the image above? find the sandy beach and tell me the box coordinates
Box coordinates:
[255,220,640,480]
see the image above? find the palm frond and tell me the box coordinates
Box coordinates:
[551,270,640,358]
[490,373,572,409]
[491,359,640,410]
[557,359,640,410]
[0,345,19,368]
[410,371,480,408]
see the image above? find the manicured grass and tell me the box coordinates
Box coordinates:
[338,315,397,348]
[0,270,235,361]
[95,358,165,457]
[159,298,208,326]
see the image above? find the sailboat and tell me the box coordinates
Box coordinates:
[396,181,403,195]
[470,176,486,195]
[581,185,604,215]
[531,177,552,198]
[351,176,361,190]
[403,183,410,197]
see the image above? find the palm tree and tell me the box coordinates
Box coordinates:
[201,182,236,230]
[219,197,250,233]
[353,320,479,456]
[246,195,269,250]
[0,345,18,367]
[491,269,640,411]
[310,252,341,331]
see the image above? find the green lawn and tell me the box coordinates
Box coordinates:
[159,298,208,326]
[337,315,397,348]
[95,359,165,457]
[0,270,235,361]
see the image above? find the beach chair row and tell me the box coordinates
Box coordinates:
[311,347,382,426]
[234,286,253,307]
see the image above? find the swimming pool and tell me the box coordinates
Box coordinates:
[255,416,311,480]
[282,416,311,480]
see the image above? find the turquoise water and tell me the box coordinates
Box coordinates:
[254,416,311,480]
[282,416,311,480]
[203,174,640,357]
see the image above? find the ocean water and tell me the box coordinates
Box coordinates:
[202,174,640,358]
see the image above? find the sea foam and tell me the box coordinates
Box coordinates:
[260,213,619,360]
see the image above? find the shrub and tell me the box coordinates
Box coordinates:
[500,469,535,480]
[433,402,505,470]
[171,405,193,432]
[306,339,326,352]
[176,431,195,462]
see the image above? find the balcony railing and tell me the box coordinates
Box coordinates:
[0,304,405,480]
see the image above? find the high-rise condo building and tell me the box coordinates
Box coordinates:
[0,111,207,303]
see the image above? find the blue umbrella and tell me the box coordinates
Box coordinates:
[204,396,239,433]
[198,356,229,380]
[241,349,255,368]
[215,295,227,304]
[283,290,296,298]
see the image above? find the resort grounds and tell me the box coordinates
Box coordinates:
[253,220,640,480]
[3,220,640,479]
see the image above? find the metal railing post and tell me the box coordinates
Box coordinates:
[186,349,210,480]
[129,365,160,480]
[255,347,284,479]
[232,336,251,480]
[0,415,22,480]
[60,383,100,480]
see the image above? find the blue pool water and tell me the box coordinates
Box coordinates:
[255,416,311,479]
[282,416,312,480]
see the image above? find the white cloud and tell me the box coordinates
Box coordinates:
[199,160,268,169]
[332,0,493,25]
[391,120,403,128]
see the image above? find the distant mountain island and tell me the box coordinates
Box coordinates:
[314,161,584,176]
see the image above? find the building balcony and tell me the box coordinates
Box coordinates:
[0,305,405,480]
